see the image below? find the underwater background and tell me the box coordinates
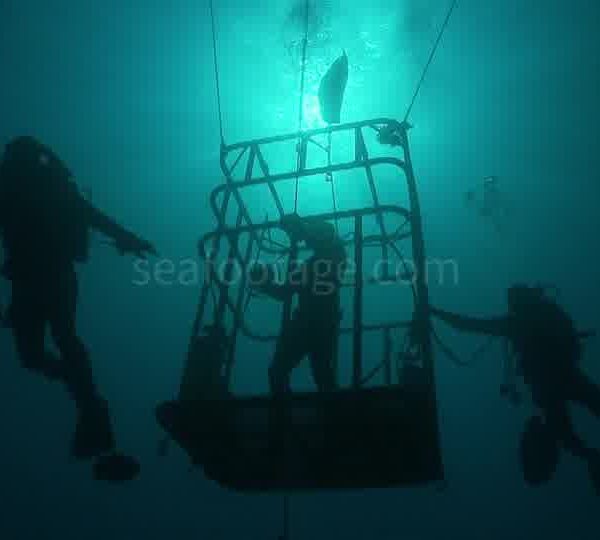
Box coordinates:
[0,0,599,538]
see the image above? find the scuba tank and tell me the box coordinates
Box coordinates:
[2,137,92,264]
[42,145,91,264]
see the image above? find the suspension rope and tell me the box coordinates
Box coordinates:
[209,0,225,146]
[293,0,311,213]
[404,0,458,122]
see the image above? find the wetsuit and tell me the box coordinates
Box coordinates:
[0,138,154,458]
[269,244,345,394]
[431,306,600,462]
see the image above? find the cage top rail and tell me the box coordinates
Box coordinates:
[220,118,410,152]
[213,119,413,270]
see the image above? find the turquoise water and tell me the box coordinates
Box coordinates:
[0,1,599,538]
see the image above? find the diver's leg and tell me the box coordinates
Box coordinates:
[266,319,306,458]
[49,268,114,458]
[547,392,600,495]
[307,327,340,456]
[9,282,63,381]
[48,269,100,412]
[11,312,48,376]
[568,370,600,418]
[269,319,307,395]
[545,400,595,461]
[308,328,338,393]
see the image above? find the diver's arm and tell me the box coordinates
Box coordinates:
[80,198,157,257]
[546,402,597,461]
[430,307,511,338]
[83,201,130,239]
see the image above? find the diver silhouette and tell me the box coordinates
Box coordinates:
[0,136,156,481]
[431,284,600,494]
[464,175,510,232]
[250,214,346,395]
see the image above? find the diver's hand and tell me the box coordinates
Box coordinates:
[115,232,158,259]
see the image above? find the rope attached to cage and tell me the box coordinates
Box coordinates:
[293,0,311,213]
[209,0,225,146]
[404,0,458,123]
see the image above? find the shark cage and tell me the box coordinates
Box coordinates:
[156,118,445,492]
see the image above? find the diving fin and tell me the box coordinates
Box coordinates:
[71,399,115,460]
[318,50,348,124]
